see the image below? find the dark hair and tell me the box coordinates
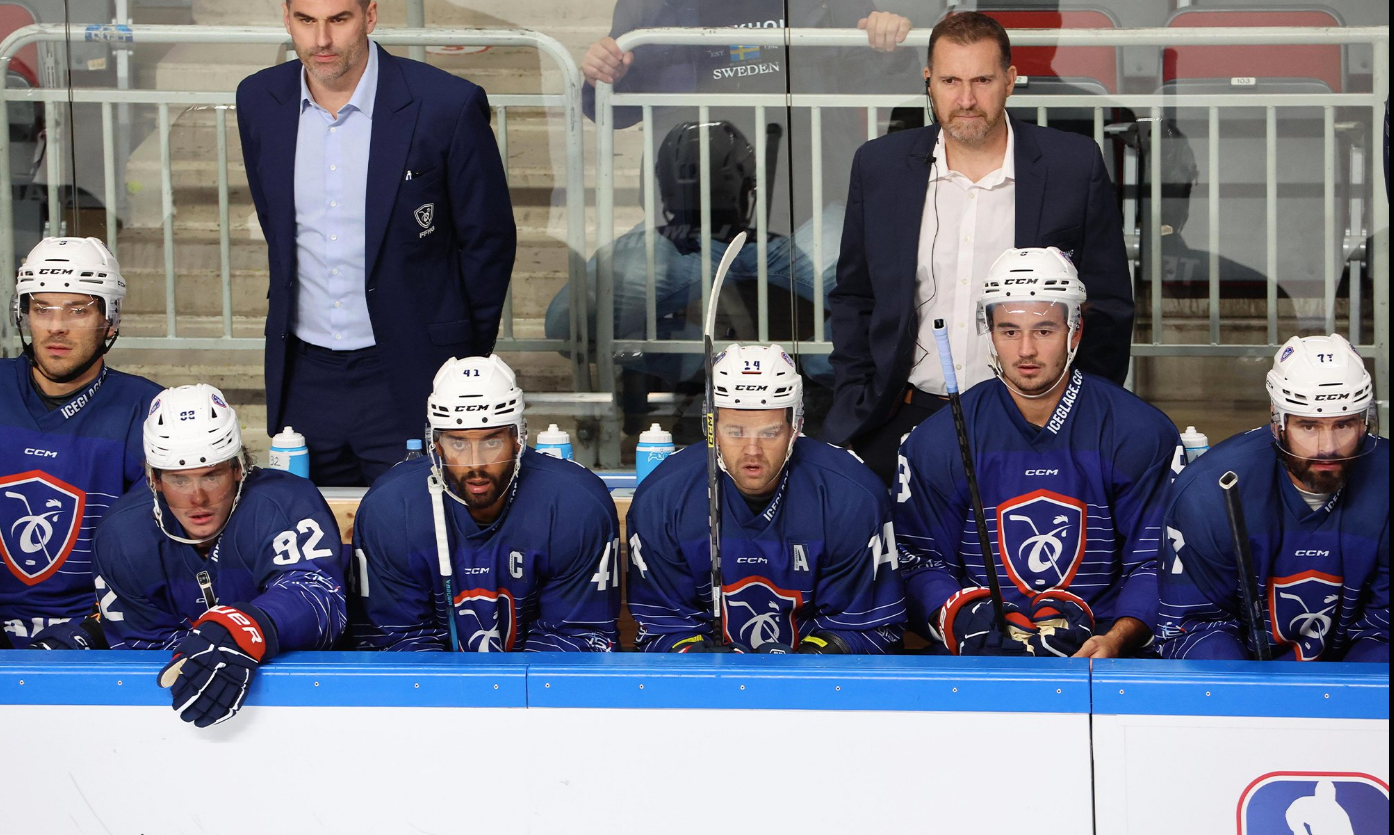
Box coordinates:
[927,12,1012,71]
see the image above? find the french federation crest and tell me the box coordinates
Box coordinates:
[1238,772,1387,835]
[996,489,1087,595]
[1268,570,1343,661]
[453,587,516,652]
[414,203,435,229]
[721,576,803,649]
[0,470,87,586]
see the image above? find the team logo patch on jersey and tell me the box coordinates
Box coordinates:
[1267,570,1343,661]
[1238,772,1388,835]
[721,576,803,650]
[414,203,435,229]
[453,587,517,652]
[996,489,1087,595]
[0,470,87,587]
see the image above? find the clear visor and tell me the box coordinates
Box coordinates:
[20,296,110,330]
[978,300,1075,336]
[1273,410,1380,463]
[433,426,521,467]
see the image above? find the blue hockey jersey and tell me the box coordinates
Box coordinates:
[94,468,347,653]
[895,369,1182,642]
[1157,427,1389,662]
[352,451,620,652]
[0,357,160,646]
[626,437,905,653]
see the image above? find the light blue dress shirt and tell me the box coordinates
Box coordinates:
[292,43,378,350]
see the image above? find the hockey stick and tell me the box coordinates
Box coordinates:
[932,319,1011,643]
[428,473,462,653]
[705,231,747,637]
[1219,471,1273,661]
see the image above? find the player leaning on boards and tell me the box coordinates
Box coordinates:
[351,355,620,652]
[88,385,347,727]
[896,248,1180,658]
[0,238,160,649]
[1158,335,1388,662]
[627,344,905,654]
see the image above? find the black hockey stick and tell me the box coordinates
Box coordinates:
[932,320,1011,643]
[705,231,747,639]
[1219,471,1273,661]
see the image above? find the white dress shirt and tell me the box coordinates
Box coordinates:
[907,120,1016,395]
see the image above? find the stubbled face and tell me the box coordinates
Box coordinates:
[436,427,519,515]
[926,38,1016,147]
[284,0,377,89]
[989,301,1078,397]
[25,292,111,387]
[1275,413,1367,494]
[715,408,792,498]
[157,461,241,540]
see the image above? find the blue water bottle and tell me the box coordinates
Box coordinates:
[636,423,674,484]
[269,426,310,478]
[535,424,574,460]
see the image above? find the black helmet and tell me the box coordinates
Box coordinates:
[656,120,757,227]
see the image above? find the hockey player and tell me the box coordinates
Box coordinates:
[1158,334,1388,662]
[896,248,1181,658]
[0,237,160,648]
[626,343,905,653]
[91,384,347,727]
[352,355,620,652]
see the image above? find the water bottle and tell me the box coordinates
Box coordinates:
[535,424,574,460]
[1180,426,1210,463]
[403,438,425,461]
[268,426,310,478]
[636,423,675,484]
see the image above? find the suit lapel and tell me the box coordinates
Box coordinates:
[894,126,937,297]
[364,45,420,287]
[1012,118,1046,246]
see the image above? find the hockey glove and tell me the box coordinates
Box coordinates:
[672,635,744,653]
[752,642,794,654]
[1026,589,1095,658]
[157,605,278,728]
[938,587,1034,656]
[29,617,108,650]
[797,631,851,654]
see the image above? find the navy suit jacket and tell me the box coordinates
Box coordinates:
[236,45,516,431]
[823,117,1134,446]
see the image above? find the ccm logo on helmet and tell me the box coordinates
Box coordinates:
[36,268,76,275]
[1024,469,1059,476]
[1003,278,1037,285]
[1314,393,1351,401]
[734,385,769,392]
[458,404,491,412]
[1294,550,1331,557]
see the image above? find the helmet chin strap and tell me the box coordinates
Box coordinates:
[428,424,526,515]
[148,456,249,547]
[712,412,803,479]
[989,326,1081,401]
[21,317,118,388]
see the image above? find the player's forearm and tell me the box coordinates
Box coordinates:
[1343,638,1390,663]
[250,573,347,651]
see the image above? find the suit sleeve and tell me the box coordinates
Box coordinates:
[807,488,905,654]
[827,147,878,404]
[1073,145,1134,386]
[893,429,972,640]
[232,488,348,653]
[1106,418,1183,634]
[1344,519,1389,662]
[351,489,449,651]
[235,80,271,241]
[93,519,185,651]
[524,486,620,652]
[448,84,516,356]
[626,489,711,652]
[1156,478,1251,660]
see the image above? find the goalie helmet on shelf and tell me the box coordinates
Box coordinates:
[977,246,1088,399]
[710,343,803,479]
[426,354,528,507]
[143,384,250,546]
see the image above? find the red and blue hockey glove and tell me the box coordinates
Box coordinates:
[797,631,850,654]
[672,635,744,653]
[1026,589,1095,658]
[157,605,278,728]
[29,617,108,650]
[938,587,1034,656]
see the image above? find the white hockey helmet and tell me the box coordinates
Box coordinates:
[711,343,803,474]
[1266,334,1374,426]
[144,384,244,471]
[427,354,527,435]
[14,236,126,328]
[977,247,1087,335]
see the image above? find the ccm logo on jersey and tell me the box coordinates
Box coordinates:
[1024,469,1058,476]
[23,449,57,458]
[736,557,769,564]
[1293,550,1331,557]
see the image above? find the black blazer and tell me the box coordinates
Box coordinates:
[236,45,517,431]
[823,117,1134,446]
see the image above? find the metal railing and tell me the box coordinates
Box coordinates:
[594,26,1390,428]
[0,24,591,390]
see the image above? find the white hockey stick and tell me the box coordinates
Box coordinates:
[704,231,746,636]
[428,473,462,652]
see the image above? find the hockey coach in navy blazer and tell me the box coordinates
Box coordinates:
[237,0,515,485]
[824,13,1132,484]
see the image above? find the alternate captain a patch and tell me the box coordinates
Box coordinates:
[0,470,87,586]
[996,489,1087,595]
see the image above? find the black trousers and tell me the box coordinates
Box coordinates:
[280,338,418,487]
[849,393,948,487]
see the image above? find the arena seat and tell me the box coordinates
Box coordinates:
[1163,7,1345,94]
[976,7,1122,94]
[0,4,39,89]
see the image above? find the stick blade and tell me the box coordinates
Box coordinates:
[704,231,747,339]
